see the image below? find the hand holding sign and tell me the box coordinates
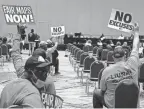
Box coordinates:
[134,22,139,33]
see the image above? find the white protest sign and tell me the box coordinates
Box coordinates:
[2,5,35,25]
[108,9,134,33]
[41,92,63,108]
[51,26,65,37]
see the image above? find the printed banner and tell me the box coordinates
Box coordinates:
[41,92,63,108]
[2,5,35,25]
[51,26,65,37]
[108,9,134,33]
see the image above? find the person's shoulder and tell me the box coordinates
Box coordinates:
[102,64,116,76]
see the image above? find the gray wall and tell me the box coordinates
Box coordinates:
[0,0,144,41]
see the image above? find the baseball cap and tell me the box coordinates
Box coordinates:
[33,48,46,59]
[25,56,50,70]
[113,46,125,58]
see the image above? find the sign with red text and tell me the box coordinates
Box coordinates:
[108,9,134,33]
[2,5,35,25]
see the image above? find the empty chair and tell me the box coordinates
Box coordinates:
[139,63,144,82]
[72,48,80,67]
[97,47,103,60]
[101,49,109,61]
[93,46,98,56]
[83,46,89,52]
[115,79,139,108]
[86,61,104,94]
[81,56,95,84]
[107,51,114,66]
[77,52,89,77]
[88,45,93,52]
[74,50,84,72]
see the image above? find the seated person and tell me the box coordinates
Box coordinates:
[0,55,51,108]
[93,23,140,108]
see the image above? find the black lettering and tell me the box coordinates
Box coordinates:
[116,22,120,27]
[53,28,57,32]
[115,11,124,21]
[124,13,132,23]
[58,27,62,32]
[109,20,114,25]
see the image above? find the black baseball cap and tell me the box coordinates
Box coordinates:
[25,56,50,70]
[113,46,125,58]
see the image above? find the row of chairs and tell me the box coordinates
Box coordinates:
[67,44,105,94]
[66,43,140,108]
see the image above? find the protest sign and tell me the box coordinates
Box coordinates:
[2,5,35,25]
[51,26,65,37]
[108,9,134,33]
[41,92,63,108]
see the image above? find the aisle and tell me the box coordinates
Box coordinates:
[54,51,93,108]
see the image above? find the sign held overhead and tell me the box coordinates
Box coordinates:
[51,26,65,37]
[108,9,134,33]
[2,5,35,25]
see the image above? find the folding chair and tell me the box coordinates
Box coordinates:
[93,46,98,56]
[97,47,103,60]
[101,49,109,61]
[0,47,4,66]
[86,61,104,94]
[139,63,144,83]
[1,44,9,62]
[107,51,114,66]
[74,50,84,73]
[71,47,78,66]
[83,46,89,52]
[77,52,89,77]
[69,46,75,64]
[81,56,95,84]
[72,48,81,67]
[88,45,93,52]
[65,43,70,57]
[115,79,139,108]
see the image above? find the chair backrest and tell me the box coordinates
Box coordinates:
[97,47,103,60]
[115,79,139,108]
[74,48,80,59]
[72,46,76,56]
[93,46,98,56]
[101,49,109,61]
[88,45,93,52]
[98,68,105,89]
[0,46,2,56]
[139,63,144,82]
[41,92,64,108]
[1,44,8,55]
[83,56,95,72]
[123,48,130,58]
[70,46,74,54]
[76,50,84,62]
[80,52,89,66]
[90,61,104,80]
[107,51,114,62]
[83,46,89,52]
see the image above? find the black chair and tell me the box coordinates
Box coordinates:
[101,49,109,61]
[93,46,98,56]
[139,63,144,82]
[88,45,93,52]
[115,79,139,108]
[81,56,95,84]
[83,46,89,52]
[74,50,84,72]
[107,51,114,66]
[86,61,104,94]
[77,52,89,77]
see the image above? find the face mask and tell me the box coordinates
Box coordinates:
[35,79,45,88]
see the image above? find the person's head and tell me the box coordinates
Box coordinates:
[116,41,121,46]
[33,48,47,59]
[123,42,127,46]
[87,40,92,44]
[31,29,34,33]
[113,46,126,63]
[47,40,53,48]
[3,37,7,44]
[39,41,47,51]
[24,56,51,89]
[88,51,93,57]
